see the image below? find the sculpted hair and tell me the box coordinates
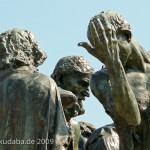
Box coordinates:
[51,56,94,80]
[0,28,47,69]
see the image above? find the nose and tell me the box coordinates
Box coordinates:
[81,89,90,97]
[83,91,90,97]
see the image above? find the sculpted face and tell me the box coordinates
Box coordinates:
[116,30,132,66]
[61,73,91,117]
[52,56,93,120]
[87,11,133,67]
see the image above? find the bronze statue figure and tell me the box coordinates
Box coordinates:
[86,124,119,150]
[79,11,150,150]
[78,122,96,150]
[51,56,94,150]
[0,29,69,150]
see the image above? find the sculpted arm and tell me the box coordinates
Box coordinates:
[79,18,141,126]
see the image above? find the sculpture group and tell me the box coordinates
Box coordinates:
[0,11,149,150]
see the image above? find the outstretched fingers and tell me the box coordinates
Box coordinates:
[90,21,101,47]
[97,18,111,58]
[111,29,120,62]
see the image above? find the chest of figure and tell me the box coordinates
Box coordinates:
[126,71,149,111]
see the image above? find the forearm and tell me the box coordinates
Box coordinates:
[105,61,141,126]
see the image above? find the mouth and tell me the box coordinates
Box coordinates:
[78,97,85,101]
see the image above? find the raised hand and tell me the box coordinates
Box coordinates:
[78,17,120,69]
[79,17,141,126]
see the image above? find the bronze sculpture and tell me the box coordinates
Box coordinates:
[51,56,94,119]
[0,29,69,150]
[79,11,150,150]
[51,56,94,149]
[86,124,119,150]
[78,122,96,150]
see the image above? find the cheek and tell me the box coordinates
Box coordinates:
[118,41,132,66]
[72,84,82,94]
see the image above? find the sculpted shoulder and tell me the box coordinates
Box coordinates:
[27,72,57,92]
[90,68,109,97]
[90,69,114,115]
[8,71,58,98]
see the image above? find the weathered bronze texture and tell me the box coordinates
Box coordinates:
[0,29,69,150]
[79,11,150,150]
[51,56,93,150]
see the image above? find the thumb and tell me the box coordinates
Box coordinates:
[78,42,93,52]
[78,42,96,57]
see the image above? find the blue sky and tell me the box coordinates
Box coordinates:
[1,0,150,128]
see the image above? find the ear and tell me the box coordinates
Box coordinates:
[130,38,146,72]
[122,29,132,42]
[55,74,64,86]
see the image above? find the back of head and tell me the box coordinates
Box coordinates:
[86,124,119,150]
[0,28,47,70]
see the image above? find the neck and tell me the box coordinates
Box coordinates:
[125,37,147,72]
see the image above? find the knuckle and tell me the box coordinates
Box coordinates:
[107,27,111,32]
[112,39,117,44]
[104,39,109,44]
